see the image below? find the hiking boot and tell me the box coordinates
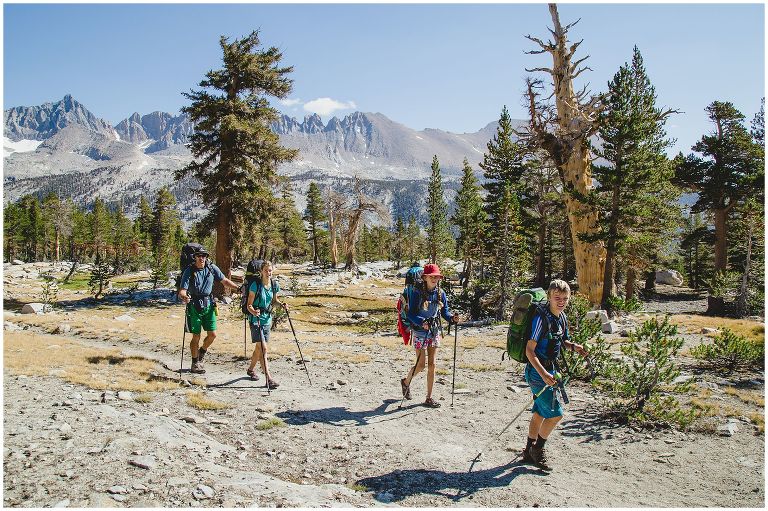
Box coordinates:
[400,378,412,400]
[522,446,535,464]
[424,397,441,408]
[190,362,206,374]
[246,368,259,381]
[267,379,279,390]
[198,347,207,362]
[530,445,553,472]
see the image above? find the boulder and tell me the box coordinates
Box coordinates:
[21,303,45,314]
[602,321,619,334]
[586,310,609,323]
[655,269,683,286]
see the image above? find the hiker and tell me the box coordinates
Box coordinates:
[400,263,459,408]
[521,279,588,471]
[177,247,240,374]
[245,260,282,389]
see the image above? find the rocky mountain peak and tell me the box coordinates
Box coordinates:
[4,95,115,142]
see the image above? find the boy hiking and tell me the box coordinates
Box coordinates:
[400,263,459,408]
[245,260,282,389]
[177,247,240,374]
[521,279,588,471]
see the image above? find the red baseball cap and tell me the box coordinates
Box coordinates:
[422,263,443,278]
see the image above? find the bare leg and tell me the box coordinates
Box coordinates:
[426,346,437,399]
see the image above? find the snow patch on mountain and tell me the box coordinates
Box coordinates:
[3,137,42,157]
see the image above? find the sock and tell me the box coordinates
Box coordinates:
[526,437,536,450]
[192,357,198,364]
[198,347,207,360]
[535,435,547,448]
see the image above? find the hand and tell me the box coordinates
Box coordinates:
[573,343,588,358]
[421,322,429,330]
[451,314,459,324]
[180,294,190,304]
[542,372,557,387]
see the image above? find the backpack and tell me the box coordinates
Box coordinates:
[396,264,424,345]
[240,258,278,317]
[175,242,205,290]
[505,288,548,363]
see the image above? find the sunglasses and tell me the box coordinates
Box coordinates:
[194,254,208,259]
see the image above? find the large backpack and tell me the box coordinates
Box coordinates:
[240,258,278,316]
[396,264,424,345]
[505,288,548,363]
[175,242,205,290]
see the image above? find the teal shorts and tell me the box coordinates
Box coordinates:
[186,304,217,334]
[525,364,563,419]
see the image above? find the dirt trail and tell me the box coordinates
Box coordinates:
[2,264,765,507]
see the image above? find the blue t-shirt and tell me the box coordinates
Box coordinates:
[248,279,280,326]
[526,304,570,364]
[404,286,453,336]
[180,263,226,311]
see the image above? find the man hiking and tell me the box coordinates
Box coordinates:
[177,247,240,374]
[521,279,588,471]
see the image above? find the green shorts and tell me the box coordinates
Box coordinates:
[186,303,217,334]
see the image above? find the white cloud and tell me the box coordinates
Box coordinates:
[279,98,302,107]
[303,97,357,117]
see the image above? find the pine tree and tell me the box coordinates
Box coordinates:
[590,47,678,309]
[679,212,715,290]
[675,101,764,276]
[41,192,71,262]
[176,31,297,291]
[426,155,454,263]
[480,107,529,317]
[405,215,422,264]
[304,181,327,264]
[392,216,407,268]
[150,187,181,288]
[277,181,309,262]
[88,198,113,298]
[452,158,486,289]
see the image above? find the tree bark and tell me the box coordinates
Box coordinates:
[535,219,546,287]
[713,207,728,273]
[625,266,636,300]
[214,205,234,296]
[736,220,753,317]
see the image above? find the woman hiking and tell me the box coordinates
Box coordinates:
[400,263,459,408]
[245,260,283,389]
[521,279,588,472]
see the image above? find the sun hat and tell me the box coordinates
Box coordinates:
[422,263,443,278]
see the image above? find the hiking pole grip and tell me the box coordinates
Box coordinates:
[284,304,312,386]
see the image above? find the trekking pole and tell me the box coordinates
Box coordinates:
[179,305,188,382]
[243,318,247,360]
[471,374,562,463]
[283,304,312,385]
[399,348,423,409]
[259,325,270,395]
[451,322,458,407]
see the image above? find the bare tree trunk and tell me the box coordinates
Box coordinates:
[713,207,728,273]
[625,266,636,300]
[524,4,607,304]
[214,205,234,296]
[535,219,546,287]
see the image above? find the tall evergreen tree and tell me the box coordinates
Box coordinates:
[452,158,486,288]
[277,182,309,262]
[480,107,528,317]
[405,215,422,264]
[176,31,297,291]
[150,187,181,288]
[426,155,454,263]
[110,201,135,274]
[304,181,327,264]
[674,101,764,274]
[590,47,678,309]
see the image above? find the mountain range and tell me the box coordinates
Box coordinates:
[4,95,518,224]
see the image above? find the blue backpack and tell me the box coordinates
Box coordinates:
[396,264,423,344]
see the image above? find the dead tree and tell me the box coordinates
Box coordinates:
[521,3,607,304]
[343,178,389,271]
[325,189,347,268]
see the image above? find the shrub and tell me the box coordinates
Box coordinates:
[606,295,643,313]
[597,316,696,428]
[561,293,611,381]
[40,273,59,312]
[690,328,765,373]
[255,417,286,430]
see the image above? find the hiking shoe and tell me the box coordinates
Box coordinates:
[246,368,259,381]
[522,446,535,464]
[400,378,412,400]
[190,362,206,374]
[530,445,552,472]
[198,348,207,362]
[424,397,441,408]
[267,379,280,390]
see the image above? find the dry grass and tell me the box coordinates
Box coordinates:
[186,391,230,410]
[255,417,286,430]
[669,315,764,343]
[723,387,765,407]
[134,393,153,403]
[458,362,504,372]
[748,413,765,433]
[689,397,741,418]
[4,331,180,393]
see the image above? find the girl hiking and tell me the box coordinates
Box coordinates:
[521,279,588,472]
[245,260,282,389]
[400,263,459,408]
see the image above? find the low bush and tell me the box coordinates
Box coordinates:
[690,328,765,373]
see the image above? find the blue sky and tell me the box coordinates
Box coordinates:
[3,2,765,156]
